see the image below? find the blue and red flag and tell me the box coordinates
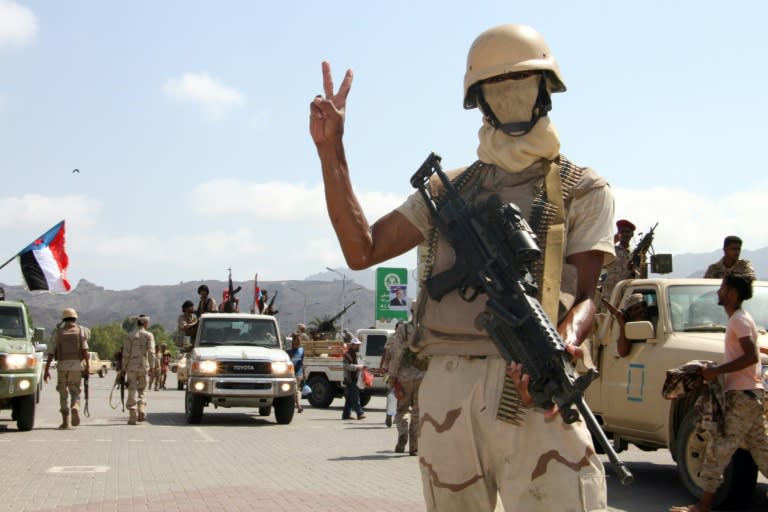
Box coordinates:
[17,220,72,293]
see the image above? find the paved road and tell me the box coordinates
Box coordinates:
[0,371,765,512]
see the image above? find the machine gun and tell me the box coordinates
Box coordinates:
[410,152,633,485]
[313,302,356,337]
[264,290,279,315]
[629,223,658,276]
[223,268,242,313]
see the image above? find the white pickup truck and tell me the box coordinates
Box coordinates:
[182,313,296,424]
[585,278,768,509]
[303,328,393,408]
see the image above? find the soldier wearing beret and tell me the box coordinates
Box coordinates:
[601,219,637,306]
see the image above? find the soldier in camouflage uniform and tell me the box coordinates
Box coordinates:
[386,321,427,455]
[310,24,613,512]
[43,308,90,429]
[601,219,636,307]
[670,274,768,512]
[122,315,156,425]
[703,235,757,280]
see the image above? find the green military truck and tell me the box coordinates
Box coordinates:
[0,299,46,431]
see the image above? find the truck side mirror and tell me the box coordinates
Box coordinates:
[33,327,45,343]
[625,321,655,342]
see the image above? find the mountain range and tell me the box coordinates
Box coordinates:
[2,247,765,338]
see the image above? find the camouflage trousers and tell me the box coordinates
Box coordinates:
[126,371,148,412]
[395,377,423,452]
[698,389,768,493]
[418,355,606,512]
[56,370,82,414]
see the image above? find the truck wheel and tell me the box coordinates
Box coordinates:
[674,409,757,509]
[98,367,106,378]
[273,396,295,425]
[15,394,35,431]
[307,375,335,408]
[360,392,371,407]
[185,390,205,424]
[258,406,271,417]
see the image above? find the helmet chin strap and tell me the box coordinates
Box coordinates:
[478,75,552,137]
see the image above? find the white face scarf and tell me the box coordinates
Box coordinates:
[476,76,560,173]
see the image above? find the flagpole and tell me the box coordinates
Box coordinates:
[0,253,18,272]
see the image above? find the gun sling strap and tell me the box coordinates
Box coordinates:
[415,156,584,425]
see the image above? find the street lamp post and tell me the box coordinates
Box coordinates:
[326,267,347,331]
[289,287,308,325]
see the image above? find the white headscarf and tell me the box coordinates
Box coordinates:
[476,76,560,173]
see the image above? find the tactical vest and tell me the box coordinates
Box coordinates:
[412,156,606,356]
[55,324,85,361]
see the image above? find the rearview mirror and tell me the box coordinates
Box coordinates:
[625,321,655,342]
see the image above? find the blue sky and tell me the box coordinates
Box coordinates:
[1,1,767,290]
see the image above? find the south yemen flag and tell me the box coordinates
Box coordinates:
[18,220,72,293]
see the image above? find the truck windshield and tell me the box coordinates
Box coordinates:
[0,306,24,338]
[668,284,768,332]
[197,318,279,347]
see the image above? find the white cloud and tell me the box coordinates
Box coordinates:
[190,179,406,223]
[0,1,38,49]
[613,184,768,254]
[163,72,244,120]
[0,194,102,230]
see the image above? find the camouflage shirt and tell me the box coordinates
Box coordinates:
[386,324,426,382]
[703,258,756,280]
[123,327,156,372]
[602,244,633,303]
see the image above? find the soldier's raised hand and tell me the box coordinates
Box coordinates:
[309,61,353,147]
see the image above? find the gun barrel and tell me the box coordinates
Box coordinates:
[575,397,633,485]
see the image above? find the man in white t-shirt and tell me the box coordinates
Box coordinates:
[670,274,768,512]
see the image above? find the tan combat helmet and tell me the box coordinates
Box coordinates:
[464,24,566,110]
[61,307,78,320]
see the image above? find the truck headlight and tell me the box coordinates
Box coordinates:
[271,361,292,375]
[193,360,218,374]
[5,354,36,370]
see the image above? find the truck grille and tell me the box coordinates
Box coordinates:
[217,361,272,375]
[216,382,272,391]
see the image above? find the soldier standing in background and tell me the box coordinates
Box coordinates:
[43,308,90,429]
[177,300,198,345]
[196,285,218,318]
[122,315,156,425]
[386,320,427,456]
[704,235,757,280]
[149,343,162,391]
[601,219,636,306]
